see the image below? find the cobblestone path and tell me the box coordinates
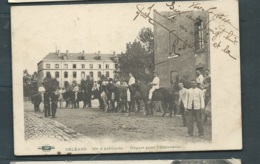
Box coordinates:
[25,112,84,141]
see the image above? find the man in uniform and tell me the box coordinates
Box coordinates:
[44,90,51,117]
[127,73,135,101]
[73,81,79,100]
[38,83,46,110]
[126,72,136,114]
[86,75,94,107]
[51,89,59,118]
[178,82,188,127]
[196,69,204,89]
[148,71,160,104]
[185,80,205,137]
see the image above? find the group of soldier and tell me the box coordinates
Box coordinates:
[36,68,211,138]
[38,83,59,118]
[177,69,211,138]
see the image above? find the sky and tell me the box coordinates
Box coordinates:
[11,2,159,73]
[11,1,239,74]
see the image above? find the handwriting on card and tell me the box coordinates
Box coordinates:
[133,2,239,60]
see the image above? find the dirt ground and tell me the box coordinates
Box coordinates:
[25,101,211,143]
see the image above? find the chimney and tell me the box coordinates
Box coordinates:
[57,50,60,57]
[66,50,68,56]
[82,50,85,60]
[98,51,100,55]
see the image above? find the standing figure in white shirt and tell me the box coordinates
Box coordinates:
[185,79,205,137]
[38,83,46,102]
[148,71,160,104]
[196,70,204,89]
[178,83,188,127]
[73,81,79,100]
[127,72,135,102]
[127,72,136,114]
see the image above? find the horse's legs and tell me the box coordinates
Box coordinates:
[88,94,92,107]
[127,101,131,113]
[136,100,141,112]
[103,98,108,112]
[161,101,166,117]
[76,101,79,108]
[168,101,173,117]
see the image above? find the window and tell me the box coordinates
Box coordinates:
[98,64,102,69]
[106,71,109,77]
[98,71,101,77]
[46,71,51,78]
[82,64,85,69]
[55,64,59,68]
[64,64,68,69]
[195,18,204,50]
[90,64,93,69]
[73,71,77,78]
[90,71,93,77]
[73,64,77,69]
[55,71,59,78]
[46,64,50,69]
[64,71,68,78]
[106,64,109,69]
[81,72,85,78]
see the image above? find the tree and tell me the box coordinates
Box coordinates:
[23,69,38,97]
[23,69,32,86]
[118,27,154,80]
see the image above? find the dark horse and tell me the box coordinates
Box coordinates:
[63,90,87,108]
[131,82,175,116]
[107,83,128,113]
[31,93,42,112]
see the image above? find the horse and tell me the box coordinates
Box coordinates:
[31,93,42,112]
[72,91,87,108]
[62,90,81,108]
[107,82,128,113]
[62,90,74,108]
[99,83,110,112]
[128,84,143,113]
[131,82,175,117]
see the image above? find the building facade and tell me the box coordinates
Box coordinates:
[37,50,117,87]
[154,10,210,88]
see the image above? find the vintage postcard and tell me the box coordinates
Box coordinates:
[11,0,241,155]
[11,160,242,164]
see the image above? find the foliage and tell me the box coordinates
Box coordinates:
[118,27,154,80]
[23,69,38,97]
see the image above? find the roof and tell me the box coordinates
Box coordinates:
[42,52,116,61]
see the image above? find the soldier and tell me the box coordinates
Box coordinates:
[196,69,204,89]
[51,89,59,118]
[44,90,51,117]
[148,71,160,104]
[185,80,205,138]
[127,72,135,113]
[72,81,79,100]
[178,82,188,127]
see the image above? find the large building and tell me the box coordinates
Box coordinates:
[37,50,117,87]
[154,10,210,87]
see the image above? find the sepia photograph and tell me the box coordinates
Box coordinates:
[12,1,241,155]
